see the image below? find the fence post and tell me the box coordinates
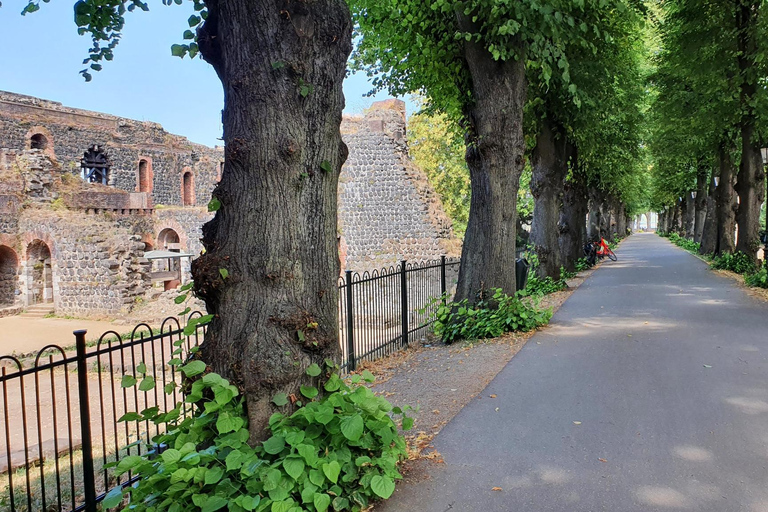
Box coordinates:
[345,271,356,371]
[74,330,97,512]
[400,260,408,347]
[440,255,447,304]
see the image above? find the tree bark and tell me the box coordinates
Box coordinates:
[530,119,568,279]
[734,0,765,261]
[558,149,588,272]
[716,143,738,255]
[587,187,601,241]
[700,170,718,255]
[454,20,526,301]
[616,203,627,238]
[193,0,352,440]
[683,194,695,239]
[694,163,708,243]
[599,199,611,240]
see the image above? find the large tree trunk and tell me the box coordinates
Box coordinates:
[454,24,526,301]
[530,119,568,279]
[700,170,718,255]
[734,0,765,261]
[616,203,627,238]
[716,143,738,255]
[694,163,708,243]
[670,201,681,235]
[587,187,601,241]
[193,0,352,440]
[599,200,611,240]
[558,152,588,272]
[658,210,667,233]
[683,194,695,239]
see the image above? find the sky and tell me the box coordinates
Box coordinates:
[0,0,409,147]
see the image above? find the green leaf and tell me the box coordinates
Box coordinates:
[272,393,289,407]
[171,44,187,58]
[402,416,414,430]
[181,360,206,377]
[297,330,305,342]
[361,369,375,383]
[205,465,224,485]
[309,468,325,486]
[102,486,123,508]
[117,412,142,422]
[324,374,341,392]
[138,376,155,392]
[300,385,318,399]
[371,475,396,499]
[306,363,322,377]
[161,448,181,464]
[236,495,261,511]
[283,456,306,480]
[262,435,286,455]
[120,375,137,388]
[219,268,229,279]
[201,496,228,512]
[322,461,341,484]
[314,493,331,512]
[320,160,333,173]
[174,294,188,304]
[208,196,221,212]
[340,414,364,441]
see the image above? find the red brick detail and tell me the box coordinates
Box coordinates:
[137,157,154,194]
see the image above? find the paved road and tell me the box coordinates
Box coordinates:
[380,233,768,511]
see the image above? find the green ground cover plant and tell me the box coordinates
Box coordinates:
[667,232,701,254]
[711,251,756,275]
[103,358,412,512]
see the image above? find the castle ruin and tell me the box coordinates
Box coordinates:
[0,91,459,318]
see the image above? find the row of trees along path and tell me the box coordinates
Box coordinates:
[17,0,765,443]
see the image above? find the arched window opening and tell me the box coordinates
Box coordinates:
[138,159,152,193]
[158,228,181,253]
[81,145,111,185]
[182,171,195,206]
[30,134,49,150]
[0,246,18,306]
[26,240,53,305]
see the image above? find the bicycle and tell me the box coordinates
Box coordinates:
[584,238,618,264]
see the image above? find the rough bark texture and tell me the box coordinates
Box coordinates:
[734,0,765,261]
[454,23,526,301]
[193,0,352,440]
[558,156,588,272]
[683,195,695,239]
[616,204,627,238]
[599,200,611,240]
[587,187,601,241]
[694,164,708,243]
[530,119,568,279]
[700,171,718,255]
[716,144,738,255]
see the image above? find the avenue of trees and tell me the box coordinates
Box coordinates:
[19,0,766,446]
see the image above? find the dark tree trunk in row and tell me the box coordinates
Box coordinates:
[670,202,681,235]
[694,163,709,244]
[658,210,667,233]
[599,199,611,240]
[194,0,353,440]
[683,195,695,239]
[587,187,601,241]
[716,143,738,255]
[454,22,527,301]
[530,118,568,279]
[616,203,627,238]
[734,0,765,261]
[700,171,718,255]
[558,154,588,272]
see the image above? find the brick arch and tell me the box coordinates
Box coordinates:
[0,245,19,306]
[155,220,188,252]
[181,167,195,206]
[137,156,154,194]
[22,235,56,306]
[24,126,55,159]
[21,231,58,261]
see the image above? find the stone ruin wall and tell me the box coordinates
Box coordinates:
[338,99,460,271]
[0,91,460,318]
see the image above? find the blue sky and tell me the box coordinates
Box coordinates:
[0,1,406,147]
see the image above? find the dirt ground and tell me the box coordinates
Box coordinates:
[0,316,123,356]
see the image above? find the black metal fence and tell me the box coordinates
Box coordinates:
[0,255,464,511]
[339,256,461,370]
[0,314,206,512]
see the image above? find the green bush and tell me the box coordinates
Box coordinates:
[711,251,756,275]
[745,266,768,288]
[523,274,567,296]
[103,360,412,512]
[667,233,701,253]
[574,258,592,272]
[427,288,552,344]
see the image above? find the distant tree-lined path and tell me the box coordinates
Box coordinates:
[380,233,768,511]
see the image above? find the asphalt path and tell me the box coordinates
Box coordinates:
[379,232,768,512]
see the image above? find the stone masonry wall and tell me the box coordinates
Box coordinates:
[338,100,461,271]
[0,91,223,208]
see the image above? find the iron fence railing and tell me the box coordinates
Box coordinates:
[0,253,483,511]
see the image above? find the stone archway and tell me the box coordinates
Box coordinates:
[157,228,181,252]
[26,240,53,305]
[0,246,18,306]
